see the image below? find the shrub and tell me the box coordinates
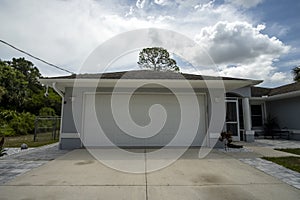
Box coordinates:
[0,124,15,136]
[0,110,18,121]
[39,107,56,116]
[0,110,35,136]
[9,112,35,135]
[0,110,18,136]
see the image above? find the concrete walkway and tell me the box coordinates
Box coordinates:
[254,139,300,149]
[235,139,300,190]
[245,139,300,157]
[240,158,300,189]
[0,145,300,200]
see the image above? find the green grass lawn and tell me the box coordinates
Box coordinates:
[275,148,300,155]
[263,156,300,173]
[3,132,59,148]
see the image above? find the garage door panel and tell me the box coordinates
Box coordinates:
[83,93,206,147]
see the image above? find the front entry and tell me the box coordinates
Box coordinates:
[225,99,240,141]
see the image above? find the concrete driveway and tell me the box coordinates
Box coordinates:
[0,148,300,200]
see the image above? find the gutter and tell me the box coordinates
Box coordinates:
[52,82,64,98]
[250,90,300,101]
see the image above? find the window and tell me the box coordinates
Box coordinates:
[238,99,244,129]
[251,105,263,127]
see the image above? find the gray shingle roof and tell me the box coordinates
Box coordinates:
[251,87,271,97]
[251,81,300,97]
[43,70,256,81]
[269,81,300,96]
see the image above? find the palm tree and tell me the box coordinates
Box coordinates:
[292,66,300,82]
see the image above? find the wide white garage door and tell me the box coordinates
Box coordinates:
[82,93,207,147]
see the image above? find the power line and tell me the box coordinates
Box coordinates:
[0,39,75,74]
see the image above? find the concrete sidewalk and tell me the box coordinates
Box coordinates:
[221,139,300,158]
[0,148,300,200]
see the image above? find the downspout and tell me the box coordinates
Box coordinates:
[52,82,64,98]
[52,82,64,149]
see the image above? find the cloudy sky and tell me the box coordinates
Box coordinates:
[0,0,299,87]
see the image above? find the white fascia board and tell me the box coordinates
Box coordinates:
[39,78,261,90]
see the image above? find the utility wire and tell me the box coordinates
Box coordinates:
[0,39,75,74]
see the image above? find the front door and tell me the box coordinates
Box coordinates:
[225,100,240,141]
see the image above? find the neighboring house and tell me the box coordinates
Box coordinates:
[39,70,300,149]
[250,82,300,140]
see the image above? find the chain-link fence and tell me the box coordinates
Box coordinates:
[34,116,61,142]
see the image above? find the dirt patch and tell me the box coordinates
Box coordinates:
[199,186,257,200]
[191,173,226,184]
[74,160,95,165]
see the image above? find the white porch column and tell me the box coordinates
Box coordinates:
[242,98,251,131]
[242,97,255,142]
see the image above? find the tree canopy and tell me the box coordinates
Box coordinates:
[292,66,300,82]
[0,58,61,136]
[137,47,180,72]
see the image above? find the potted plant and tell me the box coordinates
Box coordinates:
[219,131,243,150]
[0,137,7,157]
[264,115,279,139]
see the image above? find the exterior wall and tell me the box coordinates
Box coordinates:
[267,96,300,129]
[59,86,225,149]
[266,96,300,140]
[59,82,300,147]
[206,88,226,147]
[60,138,82,150]
[60,87,82,149]
[62,88,77,133]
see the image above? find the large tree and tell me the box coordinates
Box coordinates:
[137,47,179,72]
[0,58,61,115]
[7,58,41,92]
[292,66,300,82]
[0,58,62,136]
[0,60,28,110]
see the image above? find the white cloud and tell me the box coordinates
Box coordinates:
[136,0,147,9]
[125,6,135,17]
[226,0,264,8]
[0,0,291,86]
[267,23,290,37]
[154,0,170,6]
[218,61,291,87]
[195,21,289,65]
[280,58,300,68]
[191,21,290,86]
[0,0,168,75]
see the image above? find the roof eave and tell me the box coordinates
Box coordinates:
[39,78,262,92]
[250,90,300,101]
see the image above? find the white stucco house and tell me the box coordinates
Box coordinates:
[39,70,300,149]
